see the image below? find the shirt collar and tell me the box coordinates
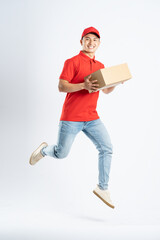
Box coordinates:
[79,50,96,63]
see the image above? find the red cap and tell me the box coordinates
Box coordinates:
[81,26,100,39]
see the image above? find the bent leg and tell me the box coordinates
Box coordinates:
[82,119,113,190]
[42,121,83,159]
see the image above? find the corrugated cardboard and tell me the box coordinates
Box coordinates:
[84,63,132,93]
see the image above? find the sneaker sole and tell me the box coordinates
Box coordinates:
[93,190,115,209]
[29,142,47,165]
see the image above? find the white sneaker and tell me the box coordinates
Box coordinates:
[93,185,115,209]
[29,142,48,165]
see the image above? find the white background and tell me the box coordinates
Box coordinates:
[1,0,160,239]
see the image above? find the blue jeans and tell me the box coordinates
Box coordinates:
[41,119,113,190]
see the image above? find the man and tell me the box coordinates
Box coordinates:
[30,27,116,209]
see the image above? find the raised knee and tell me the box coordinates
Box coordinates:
[55,151,68,159]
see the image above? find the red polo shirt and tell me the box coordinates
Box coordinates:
[59,50,105,121]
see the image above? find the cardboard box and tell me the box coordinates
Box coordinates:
[84,63,132,93]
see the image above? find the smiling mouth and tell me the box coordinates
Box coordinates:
[88,46,95,49]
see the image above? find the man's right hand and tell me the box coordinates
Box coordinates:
[84,75,99,92]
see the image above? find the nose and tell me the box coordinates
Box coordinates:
[89,39,94,45]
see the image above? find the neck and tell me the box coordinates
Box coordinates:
[81,50,95,59]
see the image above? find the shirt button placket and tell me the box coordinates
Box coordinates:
[90,59,93,71]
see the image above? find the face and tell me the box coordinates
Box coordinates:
[80,33,100,54]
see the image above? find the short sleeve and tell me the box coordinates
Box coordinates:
[59,59,76,83]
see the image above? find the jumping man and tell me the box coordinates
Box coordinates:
[29,26,116,209]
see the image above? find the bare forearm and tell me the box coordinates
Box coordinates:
[58,76,99,93]
[102,86,115,94]
[59,81,85,93]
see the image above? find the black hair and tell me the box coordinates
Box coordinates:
[82,32,100,40]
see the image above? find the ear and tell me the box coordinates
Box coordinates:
[80,39,83,45]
